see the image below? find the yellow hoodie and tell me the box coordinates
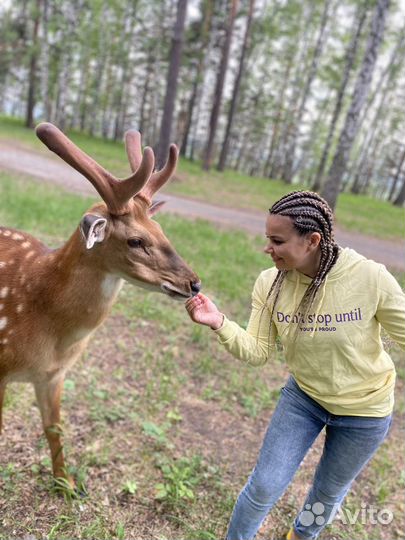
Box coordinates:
[215,248,405,417]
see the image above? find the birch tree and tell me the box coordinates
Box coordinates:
[25,0,42,128]
[217,0,255,171]
[155,0,188,168]
[281,0,332,184]
[321,0,391,210]
[312,3,368,192]
[202,0,239,171]
[180,0,214,157]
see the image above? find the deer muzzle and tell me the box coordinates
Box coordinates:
[161,280,201,300]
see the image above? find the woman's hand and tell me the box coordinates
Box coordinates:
[185,293,224,330]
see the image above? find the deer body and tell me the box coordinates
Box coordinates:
[0,125,200,484]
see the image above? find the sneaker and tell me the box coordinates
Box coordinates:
[281,527,294,540]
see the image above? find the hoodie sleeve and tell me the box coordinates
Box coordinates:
[213,269,278,366]
[375,266,405,350]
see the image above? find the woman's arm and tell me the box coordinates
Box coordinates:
[185,270,278,366]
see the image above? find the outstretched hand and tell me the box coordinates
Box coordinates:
[185,293,224,330]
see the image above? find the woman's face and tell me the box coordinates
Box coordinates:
[264,214,321,276]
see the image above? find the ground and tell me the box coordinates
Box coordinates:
[0,311,404,539]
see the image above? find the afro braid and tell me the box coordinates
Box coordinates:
[266,190,340,335]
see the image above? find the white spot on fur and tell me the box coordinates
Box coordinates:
[25,251,35,259]
[21,241,31,249]
[16,304,23,313]
[0,262,5,268]
[1,338,8,344]
[0,287,9,299]
[0,317,7,331]
[12,233,24,241]
[3,230,11,237]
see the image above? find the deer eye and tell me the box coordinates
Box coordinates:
[127,238,143,248]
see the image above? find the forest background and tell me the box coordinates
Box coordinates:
[1,0,405,210]
[0,1,404,540]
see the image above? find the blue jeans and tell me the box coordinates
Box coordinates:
[226,375,393,540]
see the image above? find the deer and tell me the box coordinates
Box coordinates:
[0,123,200,487]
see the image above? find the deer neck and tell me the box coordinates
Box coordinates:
[30,229,123,340]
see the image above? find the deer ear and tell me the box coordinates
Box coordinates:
[148,200,166,217]
[80,214,107,249]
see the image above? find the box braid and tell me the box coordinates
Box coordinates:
[265,191,340,338]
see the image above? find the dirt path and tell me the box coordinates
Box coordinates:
[0,140,404,270]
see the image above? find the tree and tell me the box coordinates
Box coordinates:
[155,0,188,168]
[217,0,255,171]
[389,145,405,201]
[321,0,391,210]
[25,0,42,128]
[180,0,214,157]
[393,171,405,206]
[202,0,239,171]
[281,0,332,184]
[312,3,367,192]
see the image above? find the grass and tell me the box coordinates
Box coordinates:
[0,114,404,241]
[0,169,404,540]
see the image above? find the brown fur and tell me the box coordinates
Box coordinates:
[0,195,199,485]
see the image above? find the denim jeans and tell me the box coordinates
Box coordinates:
[226,375,393,540]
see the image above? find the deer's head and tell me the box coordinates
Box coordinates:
[36,123,200,300]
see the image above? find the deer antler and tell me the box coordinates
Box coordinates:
[125,129,178,201]
[36,123,155,215]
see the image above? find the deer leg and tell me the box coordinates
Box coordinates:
[34,376,74,487]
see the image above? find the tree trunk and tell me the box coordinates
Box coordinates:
[139,46,155,134]
[350,25,405,193]
[271,4,314,180]
[180,0,213,157]
[113,4,137,141]
[88,2,109,136]
[281,0,332,184]
[350,80,391,194]
[155,0,188,169]
[263,53,293,178]
[40,0,51,121]
[217,0,255,171]
[389,145,405,201]
[202,0,239,171]
[312,4,367,192]
[393,175,405,206]
[77,47,91,131]
[321,0,390,210]
[357,23,405,133]
[25,0,41,128]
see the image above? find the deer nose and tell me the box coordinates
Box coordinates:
[190,281,201,296]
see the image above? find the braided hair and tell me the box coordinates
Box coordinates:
[266,190,340,336]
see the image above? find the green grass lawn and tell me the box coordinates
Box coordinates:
[1,115,403,241]
[0,171,404,540]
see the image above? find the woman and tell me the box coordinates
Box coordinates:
[185,191,405,540]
